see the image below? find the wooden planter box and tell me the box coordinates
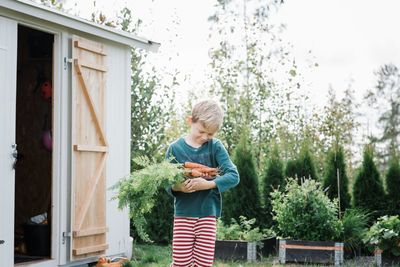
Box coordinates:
[214,240,257,261]
[279,239,344,266]
[374,249,400,267]
[215,238,277,261]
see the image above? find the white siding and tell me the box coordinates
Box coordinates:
[104,41,132,257]
[0,16,17,267]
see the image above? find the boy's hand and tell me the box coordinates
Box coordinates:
[172,182,195,193]
[184,178,216,192]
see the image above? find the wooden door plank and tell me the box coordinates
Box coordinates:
[74,59,108,147]
[73,244,109,256]
[75,154,106,229]
[73,227,108,237]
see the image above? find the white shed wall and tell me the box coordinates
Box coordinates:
[103,41,132,257]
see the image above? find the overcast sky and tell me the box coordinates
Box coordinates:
[63,0,400,135]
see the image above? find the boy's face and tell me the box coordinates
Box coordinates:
[188,118,217,146]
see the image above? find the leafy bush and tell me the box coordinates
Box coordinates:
[217,216,272,242]
[363,215,400,256]
[112,156,184,242]
[271,178,342,241]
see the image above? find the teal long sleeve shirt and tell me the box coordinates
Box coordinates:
[166,137,239,218]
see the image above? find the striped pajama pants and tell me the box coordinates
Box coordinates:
[171,216,217,267]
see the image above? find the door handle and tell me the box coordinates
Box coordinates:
[0,240,4,245]
[11,144,18,170]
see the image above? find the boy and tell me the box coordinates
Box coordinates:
[166,99,240,267]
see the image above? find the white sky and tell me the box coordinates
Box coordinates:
[64,0,400,133]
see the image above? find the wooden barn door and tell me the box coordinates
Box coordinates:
[0,16,17,267]
[70,36,108,259]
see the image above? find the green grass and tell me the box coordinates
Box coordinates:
[130,243,399,267]
[130,243,273,266]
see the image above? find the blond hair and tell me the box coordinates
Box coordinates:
[191,99,224,131]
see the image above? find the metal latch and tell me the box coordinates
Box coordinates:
[63,57,73,70]
[62,232,71,245]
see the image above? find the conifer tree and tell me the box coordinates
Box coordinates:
[386,156,400,215]
[285,159,299,180]
[284,146,318,183]
[353,146,385,220]
[223,131,262,225]
[323,146,351,213]
[262,145,285,227]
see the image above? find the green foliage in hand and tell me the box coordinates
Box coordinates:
[363,215,400,256]
[111,156,184,242]
[217,216,273,242]
[271,178,342,241]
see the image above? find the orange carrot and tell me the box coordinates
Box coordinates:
[184,162,208,169]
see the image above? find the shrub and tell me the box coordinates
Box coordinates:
[271,178,342,241]
[386,157,400,216]
[353,146,385,220]
[217,216,272,242]
[262,145,285,228]
[323,146,351,213]
[339,208,371,254]
[363,215,400,256]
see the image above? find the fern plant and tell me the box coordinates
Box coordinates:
[111,156,185,242]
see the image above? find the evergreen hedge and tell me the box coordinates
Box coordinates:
[222,132,262,226]
[323,146,351,213]
[285,145,318,183]
[262,145,285,227]
[386,156,400,216]
[353,146,385,220]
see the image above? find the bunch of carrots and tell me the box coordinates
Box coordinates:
[183,162,219,180]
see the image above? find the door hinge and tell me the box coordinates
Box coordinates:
[63,57,73,70]
[62,231,71,245]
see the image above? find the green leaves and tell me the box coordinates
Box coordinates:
[363,215,400,256]
[112,157,184,242]
[271,178,342,241]
[217,216,270,242]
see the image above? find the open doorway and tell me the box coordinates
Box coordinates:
[14,25,54,264]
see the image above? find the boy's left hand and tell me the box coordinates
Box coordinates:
[184,178,216,192]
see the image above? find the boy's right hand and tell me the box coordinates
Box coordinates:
[172,182,195,193]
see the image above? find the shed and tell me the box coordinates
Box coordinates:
[0,0,159,266]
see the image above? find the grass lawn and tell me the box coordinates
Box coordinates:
[130,243,273,266]
[130,243,399,267]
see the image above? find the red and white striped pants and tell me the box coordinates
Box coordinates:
[170,216,217,267]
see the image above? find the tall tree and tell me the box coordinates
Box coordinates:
[323,145,351,214]
[353,146,385,220]
[317,86,360,175]
[365,64,400,167]
[385,155,400,216]
[262,144,285,227]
